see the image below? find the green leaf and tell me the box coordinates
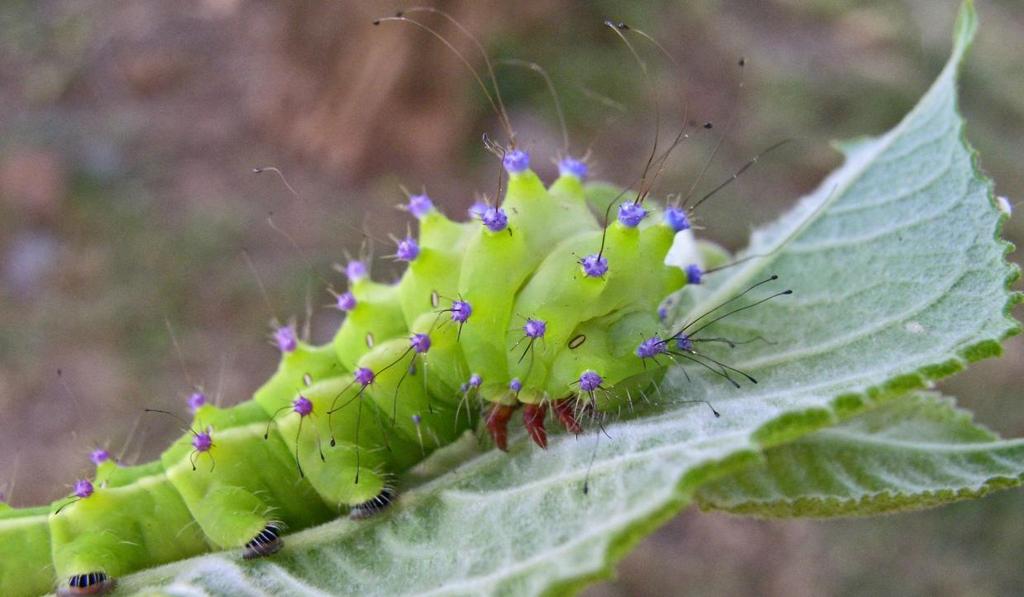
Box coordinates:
[696,392,1024,517]
[116,2,1019,595]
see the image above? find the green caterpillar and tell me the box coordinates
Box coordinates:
[0,151,759,596]
[0,12,790,597]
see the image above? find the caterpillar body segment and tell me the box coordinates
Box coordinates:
[505,228,609,389]
[159,401,334,549]
[545,309,666,405]
[505,207,684,395]
[48,461,208,593]
[409,311,472,397]
[332,277,406,370]
[357,338,468,454]
[0,505,53,596]
[547,169,589,204]
[89,459,120,488]
[253,340,342,411]
[504,169,602,254]
[457,209,530,388]
[274,374,398,507]
[397,207,475,327]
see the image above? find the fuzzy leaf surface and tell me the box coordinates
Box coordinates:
[114,3,1019,596]
[696,392,1024,517]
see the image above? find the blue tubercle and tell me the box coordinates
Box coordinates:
[293,395,313,416]
[275,325,298,353]
[580,254,609,278]
[396,237,420,262]
[345,260,368,282]
[579,370,602,392]
[468,201,488,219]
[503,150,530,174]
[410,333,431,354]
[89,449,111,466]
[523,318,546,339]
[192,432,213,453]
[450,300,472,323]
[481,207,509,232]
[685,264,703,285]
[663,207,691,232]
[337,291,357,312]
[558,157,588,179]
[407,193,434,219]
[635,336,667,359]
[354,367,375,386]
[73,479,94,499]
[187,391,207,413]
[617,202,647,227]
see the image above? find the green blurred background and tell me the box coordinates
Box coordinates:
[1,1,1021,595]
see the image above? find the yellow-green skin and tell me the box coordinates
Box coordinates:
[0,504,52,597]
[1,166,697,596]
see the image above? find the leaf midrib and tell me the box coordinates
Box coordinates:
[806,428,1024,454]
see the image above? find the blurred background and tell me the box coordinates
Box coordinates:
[1,0,1021,595]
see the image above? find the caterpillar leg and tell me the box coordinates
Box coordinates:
[523,403,548,449]
[552,397,583,434]
[349,486,396,520]
[58,572,115,597]
[485,403,516,451]
[243,523,284,560]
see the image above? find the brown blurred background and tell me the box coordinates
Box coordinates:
[1,1,1021,595]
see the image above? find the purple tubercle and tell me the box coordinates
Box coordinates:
[187,391,207,413]
[468,373,482,387]
[293,395,313,417]
[407,193,434,219]
[73,479,94,499]
[523,318,547,339]
[337,291,357,312]
[468,201,488,219]
[396,237,420,262]
[481,207,509,232]
[410,333,431,354]
[412,413,422,425]
[450,299,472,323]
[192,432,213,453]
[354,367,375,386]
[503,149,530,174]
[579,370,603,392]
[663,207,691,232]
[617,202,647,227]
[685,264,703,285]
[275,325,298,353]
[635,336,667,359]
[675,335,694,352]
[657,305,669,322]
[580,254,609,278]
[89,449,111,466]
[509,378,523,393]
[558,156,588,179]
[345,260,368,282]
